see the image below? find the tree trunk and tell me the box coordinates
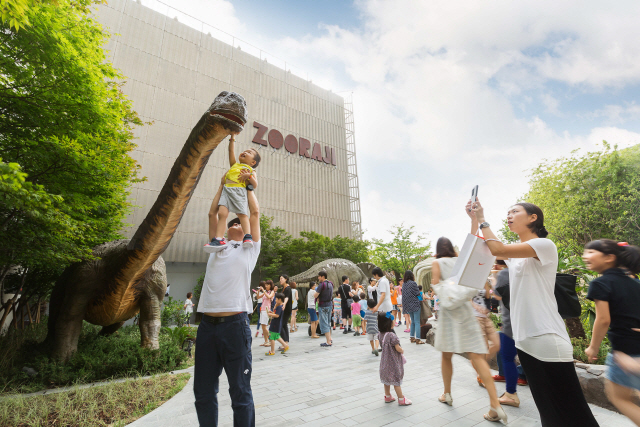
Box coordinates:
[565,317,586,339]
[0,293,19,332]
[25,301,33,326]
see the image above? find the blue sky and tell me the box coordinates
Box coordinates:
[156,0,640,248]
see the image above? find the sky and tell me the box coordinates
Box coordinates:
[143,0,640,249]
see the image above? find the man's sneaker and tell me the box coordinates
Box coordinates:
[242,234,254,249]
[204,238,227,253]
[493,375,506,382]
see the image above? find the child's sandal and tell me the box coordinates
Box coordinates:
[384,395,396,403]
[264,351,275,356]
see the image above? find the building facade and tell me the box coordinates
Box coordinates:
[94,0,361,303]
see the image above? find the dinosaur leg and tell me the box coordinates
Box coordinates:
[50,287,91,361]
[99,321,125,336]
[139,293,162,349]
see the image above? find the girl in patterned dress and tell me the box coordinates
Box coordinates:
[378,312,412,406]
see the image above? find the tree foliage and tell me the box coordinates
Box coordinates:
[254,215,369,282]
[370,224,431,280]
[0,0,60,30]
[0,0,144,322]
[526,143,640,250]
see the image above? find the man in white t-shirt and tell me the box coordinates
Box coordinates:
[371,267,392,313]
[194,181,261,427]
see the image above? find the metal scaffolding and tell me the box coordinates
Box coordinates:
[343,93,362,239]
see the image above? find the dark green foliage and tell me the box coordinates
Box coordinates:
[0,0,144,308]
[0,320,189,394]
[572,334,610,365]
[160,297,185,327]
[255,214,370,280]
[370,224,431,279]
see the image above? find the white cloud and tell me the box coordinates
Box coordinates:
[154,0,640,246]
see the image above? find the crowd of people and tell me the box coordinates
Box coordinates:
[191,148,640,426]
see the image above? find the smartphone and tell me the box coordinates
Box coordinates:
[471,185,479,202]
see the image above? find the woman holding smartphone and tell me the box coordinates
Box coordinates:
[467,198,598,427]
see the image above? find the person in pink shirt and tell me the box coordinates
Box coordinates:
[351,295,363,336]
[259,280,274,346]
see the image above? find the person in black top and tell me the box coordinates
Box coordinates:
[279,275,292,349]
[265,293,288,356]
[339,276,353,333]
[584,239,640,424]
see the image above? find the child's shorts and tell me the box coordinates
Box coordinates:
[219,186,248,215]
[367,333,377,341]
[352,314,362,327]
[269,331,281,341]
[606,352,640,391]
[259,310,269,325]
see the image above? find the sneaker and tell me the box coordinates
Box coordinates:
[353,332,358,336]
[493,375,506,382]
[348,328,352,332]
[340,326,344,329]
[242,234,254,249]
[355,332,361,336]
[333,326,336,330]
[398,397,412,406]
[373,349,379,356]
[204,237,226,253]
[384,395,396,403]
[517,378,528,386]
[343,329,349,334]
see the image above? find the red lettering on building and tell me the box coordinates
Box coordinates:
[252,122,267,145]
[268,129,283,149]
[311,143,323,161]
[299,138,311,158]
[251,122,337,166]
[284,134,298,154]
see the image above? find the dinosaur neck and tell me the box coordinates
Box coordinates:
[122,115,227,284]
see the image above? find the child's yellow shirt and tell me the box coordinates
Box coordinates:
[225,162,254,187]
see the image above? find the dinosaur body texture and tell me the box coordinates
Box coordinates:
[290,259,372,288]
[46,92,248,361]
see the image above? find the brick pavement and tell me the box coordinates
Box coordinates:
[127,320,634,427]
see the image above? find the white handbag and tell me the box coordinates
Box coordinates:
[432,278,477,310]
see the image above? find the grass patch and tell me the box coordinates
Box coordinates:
[0,372,190,427]
[1,319,195,395]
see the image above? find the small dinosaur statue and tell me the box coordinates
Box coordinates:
[46,91,248,361]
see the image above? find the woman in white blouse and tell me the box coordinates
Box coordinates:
[467,199,598,426]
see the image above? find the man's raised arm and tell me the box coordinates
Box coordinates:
[248,189,260,242]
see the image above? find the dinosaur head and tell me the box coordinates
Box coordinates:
[207,91,247,133]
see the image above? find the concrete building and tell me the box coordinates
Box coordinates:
[94,0,361,306]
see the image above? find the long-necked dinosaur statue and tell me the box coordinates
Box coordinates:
[290,259,377,288]
[46,91,247,361]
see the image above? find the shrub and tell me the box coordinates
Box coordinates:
[1,320,190,394]
[161,296,185,327]
[572,333,611,365]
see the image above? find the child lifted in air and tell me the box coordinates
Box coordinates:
[205,135,260,252]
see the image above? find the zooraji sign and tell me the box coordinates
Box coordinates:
[252,121,337,166]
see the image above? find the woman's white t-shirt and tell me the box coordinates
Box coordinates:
[505,238,572,362]
[307,286,316,308]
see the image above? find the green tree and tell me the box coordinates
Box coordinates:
[0,0,60,30]
[370,224,431,279]
[0,0,144,326]
[526,143,640,250]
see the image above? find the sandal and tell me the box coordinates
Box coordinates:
[384,395,396,403]
[483,406,507,423]
[438,393,453,406]
[410,337,416,343]
[415,339,425,345]
[264,351,275,356]
[260,343,270,347]
[499,392,520,407]
[320,343,332,347]
[398,397,412,406]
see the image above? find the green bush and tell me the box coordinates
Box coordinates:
[572,333,611,365]
[1,320,190,395]
[161,296,185,327]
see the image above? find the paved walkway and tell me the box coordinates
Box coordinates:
[127,320,634,427]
